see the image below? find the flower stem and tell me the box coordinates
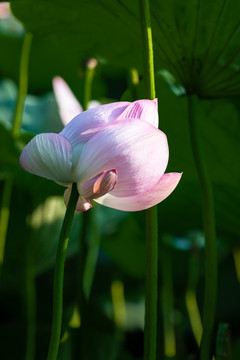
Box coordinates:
[12,32,33,138]
[47,183,79,360]
[83,58,97,111]
[0,178,13,267]
[0,32,32,273]
[139,1,158,359]
[188,95,217,360]
[139,0,155,100]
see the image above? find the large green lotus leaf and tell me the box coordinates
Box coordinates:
[10,0,240,98]
[155,79,240,240]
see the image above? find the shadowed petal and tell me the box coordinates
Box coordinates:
[64,186,92,211]
[73,120,169,195]
[94,172,182,211]
[53,76,83,126]
[20,133,73,183]
[116,99,159,128]
[78,169,117,199]
[60,101,130,146]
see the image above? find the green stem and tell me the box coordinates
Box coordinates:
[12,32,33,138]
[139,1,158,360]
[139,0,155,100]
[0,32,32,272]
[0,178,13,267]
[188,96,217,360]
[83,58,97,111]
[47,183,79,360]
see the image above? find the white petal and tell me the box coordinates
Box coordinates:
[20,133,73,183]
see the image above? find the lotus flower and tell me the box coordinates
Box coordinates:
[20,99,182,211]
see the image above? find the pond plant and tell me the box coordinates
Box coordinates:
[0,1,240,360]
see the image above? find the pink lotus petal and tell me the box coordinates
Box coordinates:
[60,101,130,146]
[116,99,159,128]
[20,133,73,184]
[53,76,83,126]
[78,169,117,199]
[64,186,92,211]
[73,120,169,196]
[0,3,10,19]
[94,172,182,211]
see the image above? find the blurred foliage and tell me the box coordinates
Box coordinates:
[0,1,240,360]
[10,0,240,98]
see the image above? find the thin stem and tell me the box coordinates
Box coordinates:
[12,32,33,138]
[139,0,156,100]
[0,32,32,272]
[47,183,79,360]
[0,178,13,267]
[188,96,218,360]
[83,58,97,111]
[139,1,158,360]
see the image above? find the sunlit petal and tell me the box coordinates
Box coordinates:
[20,133,73,183]
[116,99,159,128]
